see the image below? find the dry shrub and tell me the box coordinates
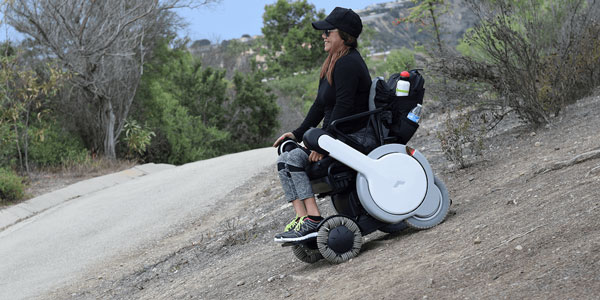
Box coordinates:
[445,0,600,126]
[436,110,488,169]
[60,154,136,177]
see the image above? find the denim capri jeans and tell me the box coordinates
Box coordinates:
[277,127,378,202]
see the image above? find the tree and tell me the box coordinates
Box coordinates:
[130,37,230,163]
[191,39,211,48]
[132,38,279,163]
[401,0,450,87]
[0,45,66,173]
[381,48,417,76]
[261,0,326,75]
[405,0,448,57]
[4,0,218,159]
[229,70,279,148]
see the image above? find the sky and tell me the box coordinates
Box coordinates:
[0,0,383,42]
[175,0,381,42]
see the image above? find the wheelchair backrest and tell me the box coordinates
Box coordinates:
[369,69,425,144]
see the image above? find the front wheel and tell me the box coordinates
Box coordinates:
[292,244,323,264]
[317,216,363,264]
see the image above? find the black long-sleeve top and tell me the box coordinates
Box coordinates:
[292,48,371,142]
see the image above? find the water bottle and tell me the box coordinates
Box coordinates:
[395,71,411,96]
[407,104,422,123]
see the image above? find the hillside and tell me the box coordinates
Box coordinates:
[190,0,477,72]
[357,0,478,51]
[50,89,600,299]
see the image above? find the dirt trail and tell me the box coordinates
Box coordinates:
[53,92,600,299]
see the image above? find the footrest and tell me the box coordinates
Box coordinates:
[279,236,317,247]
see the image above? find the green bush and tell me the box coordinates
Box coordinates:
[229,71,279,148]
[0,168,25,204]
[143,81,231,165]
[122,119,155,159]
[27,122,89,168]
[0,122,17,168]
[133,38,278,164]
[267,68,319,114]
[381,48,417,76]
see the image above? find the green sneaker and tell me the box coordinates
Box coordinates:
[274,217,319,243]
[274,216,305,239]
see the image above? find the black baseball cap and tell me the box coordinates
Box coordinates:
[312,7,363,38]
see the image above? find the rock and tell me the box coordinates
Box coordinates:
[515,245,523,251]
[268,276,276,282]
[284,291,293,298]
[535,142,542,147]
[236,280,245,286]
[530,132,536,136]
[474,237,482,244]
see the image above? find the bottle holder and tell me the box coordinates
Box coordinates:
[390,115,419,144]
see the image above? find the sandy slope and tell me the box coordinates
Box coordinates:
[52,92,600,300]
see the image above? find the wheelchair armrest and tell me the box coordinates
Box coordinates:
[277,138,300,155]
[303,128,331,155]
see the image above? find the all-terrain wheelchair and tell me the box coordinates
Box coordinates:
[276,72,451,264]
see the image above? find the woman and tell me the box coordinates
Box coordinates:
[272,7,376,243]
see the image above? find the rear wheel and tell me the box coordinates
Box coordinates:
[379,221,408,233]
[405,175,450,229]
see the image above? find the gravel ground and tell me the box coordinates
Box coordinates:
[43,91,600,300]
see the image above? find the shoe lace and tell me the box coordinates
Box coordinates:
[284,217,300,232]
[294,216,307,231]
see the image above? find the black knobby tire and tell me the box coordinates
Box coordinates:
[405,175,451,230]
[317,216,362,264]
[292,244,323,264]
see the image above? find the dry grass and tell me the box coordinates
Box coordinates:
[22,157,137,201]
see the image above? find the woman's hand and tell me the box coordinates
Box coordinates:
[273,132,296,147]
[308,151,325,162]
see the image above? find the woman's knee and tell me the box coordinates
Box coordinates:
[277,151,290,166]
[287,148,310,167]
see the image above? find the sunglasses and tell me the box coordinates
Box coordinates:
[323,29,339,37]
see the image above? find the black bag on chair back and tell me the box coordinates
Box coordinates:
[372,69,425,144]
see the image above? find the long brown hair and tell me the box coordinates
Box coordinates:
[320,30,358,85]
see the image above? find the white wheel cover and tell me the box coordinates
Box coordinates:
[368,153,427,214]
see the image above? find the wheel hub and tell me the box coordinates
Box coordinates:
[327,226,354,254]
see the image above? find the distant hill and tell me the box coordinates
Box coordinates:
[357,0,478,52]
[190,1,477,71]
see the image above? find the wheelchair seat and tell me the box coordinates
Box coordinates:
[305,156,354,195]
